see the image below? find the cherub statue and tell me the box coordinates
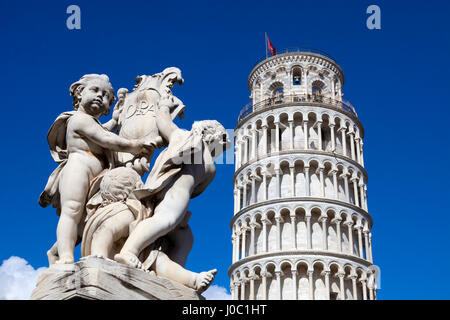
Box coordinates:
[114,96,231,271]
[81,166,216,293]
[39,74,152,264]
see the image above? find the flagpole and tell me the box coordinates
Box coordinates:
[265,32,268,59]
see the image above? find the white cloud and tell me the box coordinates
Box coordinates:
[203,285,232,300]
[0,256,47,300]
[0,256,232,300]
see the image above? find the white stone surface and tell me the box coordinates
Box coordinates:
[230,50,377,300]
[30,256,204,300]
[38,70,230,299]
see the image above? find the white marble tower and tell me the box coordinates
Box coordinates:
[229,48,377,300]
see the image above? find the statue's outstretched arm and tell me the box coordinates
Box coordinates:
[72,115,145,154]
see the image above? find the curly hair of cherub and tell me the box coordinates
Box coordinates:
[69,74,116,111]
[99,167,142,205]
[191,120,228,144]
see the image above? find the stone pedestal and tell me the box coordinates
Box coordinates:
[30,256,204,300]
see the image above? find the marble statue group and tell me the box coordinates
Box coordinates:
[38,68,230,294]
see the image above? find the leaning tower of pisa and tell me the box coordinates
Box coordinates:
[229,48,377,300]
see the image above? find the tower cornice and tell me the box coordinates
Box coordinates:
[228,250,372,276]
[230,197,373,228]
[233,149,368,184]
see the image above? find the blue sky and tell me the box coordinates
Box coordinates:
[0,0,449,299]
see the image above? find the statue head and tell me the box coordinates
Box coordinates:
[99,167,144,205]
[191,120,231,159]
[69,74,116,118]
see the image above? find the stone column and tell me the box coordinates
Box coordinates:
[275,215,283,251]
[241,278,246,300]
[355,135,361,164]
[275,122,280,152]
[275,271,282,300]
[360,140,365,167]
[251,128,257,160]
[368,280,374,301]
[234,281,240,300]
[369,232,373,263]
[319,166,325,197]
[233,187,238,214]
[349,131,356,161]
[340,126,347,157]
[235,144,240,171]
[340,173,350,203]
[306,213,312,250]
[262,171,268,201]
[292,270,298,300]
[249,222,256,256]
[289,120,294,150]
[329,123,336,152]
[261,272,269,300]
[250,174,256,205]
[351,177,359,207]
[290,166,295,197]
[230,282,235,300]
[304,70,309,94]
[243,137,248,164]
[351,275,358,300]
[331,169,338,200]
[231,234,236,263]
[234,232,241,262]
[308,270,314,300]
[235,230,241,261]
[242,182,248,208]
[359,181,366,210]
[319,214,328,250]
[290,213,297,249]
[237,186,242,212]
[356,224,364,259]
[317,121,323,151]
[262,218,270,253]
[303,120,309,150]
[241,226,248,259]
[249,273,255,300]
[323,271,331,300]
[345,220,354,255]
[274,168,281,198]
[262,124,268,156]
[338,272,345,300]
[361,278,368,300]
[364,185,368,210]
[304,166,311,197]
[238,138,244,168]
[333,216,342,253]
[363,229,370,262]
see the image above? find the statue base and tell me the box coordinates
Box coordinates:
[30,255,204,300]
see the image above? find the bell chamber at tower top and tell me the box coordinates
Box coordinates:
[238,48,358,123]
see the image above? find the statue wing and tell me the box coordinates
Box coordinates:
[46,111,76,163]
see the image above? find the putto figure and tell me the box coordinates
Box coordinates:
[37,69,229,298]
[115,97,231,270]
[81,166,216,293]
[39,74,151,264]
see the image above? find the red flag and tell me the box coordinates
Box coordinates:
[267,37,277,56]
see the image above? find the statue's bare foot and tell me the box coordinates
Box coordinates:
[114,252,142,269]
[194,269,217,294]
[55,256,74,264]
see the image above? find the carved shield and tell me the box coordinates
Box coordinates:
[115,67,185,170]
